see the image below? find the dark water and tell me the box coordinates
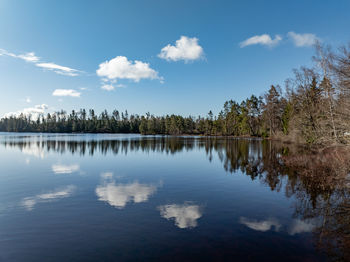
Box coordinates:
[0,133,349,261]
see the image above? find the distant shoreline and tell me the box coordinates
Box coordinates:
[0,131,265,139]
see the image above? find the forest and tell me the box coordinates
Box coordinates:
[1,42,350,146]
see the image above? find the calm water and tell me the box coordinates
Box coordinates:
[0,133,348,261]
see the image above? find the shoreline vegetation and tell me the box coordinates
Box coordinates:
[2,42,350,148]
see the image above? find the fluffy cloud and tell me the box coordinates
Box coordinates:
[239,217,281,232]
[24,104,48,113]
[95,174,158,209]
[21,185,76,211]
[36,63,79,76]
[96,56,162,89]
[101,84,115,91]
[288,32,318,47]
[240,34,282,48]
[52,89,81,97]
[158,36,204,62]
[4,104,48,120]
[52,164,80,174]
[158,203,203,229]
[0,48,80,76]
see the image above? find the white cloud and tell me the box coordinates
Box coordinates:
[25,104,48,111]
[288,219,315,235]
[4,104,48,120]
[101,84,115,91]
[95,174,158,209]
[52,164,80,174]
[36,62,79,76]
[17,52,40,63]
[158,36,204,62]
[4,49,39,63]
[21,185,76,211]
[52,89,81,97]
[0,49,40,63]
[288,32,318,47]
[25,97,31,103]
[96,56,162,89]
[0,48,79,76]
[240,34,282,48]
[239,217,281,232]
[158,203,203,229]
[100,83,126,91]
[0,49,20,59]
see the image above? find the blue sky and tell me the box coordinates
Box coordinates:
[1,0,350,118]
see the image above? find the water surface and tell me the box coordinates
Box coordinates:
[0,133,348,261]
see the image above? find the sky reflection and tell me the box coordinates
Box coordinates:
[239,217,281,232]
[52,164,80,174]
[240,217,316,235]
[21,185,76,211]
[96,173,158,209]
[288,219,315,235]
[158,203,203,229]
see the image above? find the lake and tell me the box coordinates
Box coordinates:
[0,133,348,261]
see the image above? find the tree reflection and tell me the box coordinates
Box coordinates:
[1,135,349,260]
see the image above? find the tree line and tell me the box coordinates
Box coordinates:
[1,42,350,145]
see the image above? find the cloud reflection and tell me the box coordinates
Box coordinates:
[288,219,315,235]
[158,203,203,229]
[21,146,45,159]
[52,164,80,174]
[21,185,76,211]
[240,217,316,235]
[96,173,158,209]
[239,217,281,232]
